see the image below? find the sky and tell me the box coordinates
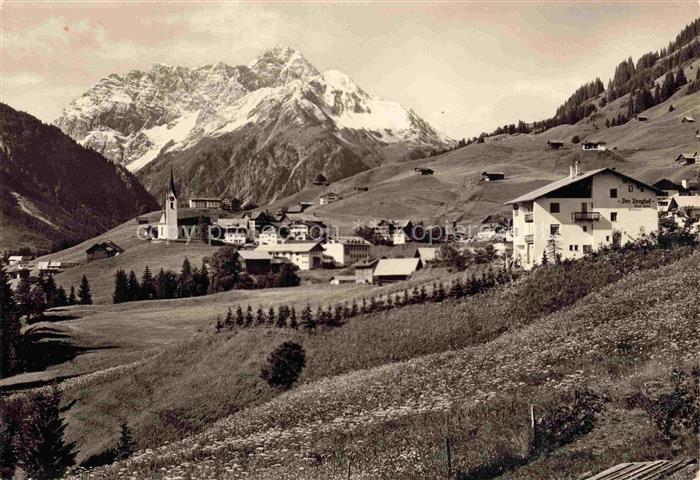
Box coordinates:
[1,1,698,139]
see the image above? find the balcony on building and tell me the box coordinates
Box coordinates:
[572,212,601,222]
[524,234,534,244]
[524,212,534,223]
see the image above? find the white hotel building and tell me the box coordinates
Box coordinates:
[506,166,661,269]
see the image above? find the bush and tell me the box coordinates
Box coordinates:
[261,342,306,389]
[571,135,580,144]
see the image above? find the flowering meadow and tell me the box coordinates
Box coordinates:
[66,249,700,479]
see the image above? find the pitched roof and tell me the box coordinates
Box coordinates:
[236,250,271,261]
[505,168,662,204]
[652,178,689,193]
[670,195,700,209]
[373,258,422,277]
[415,248,437,262]
[582,458,697,480]
[256,241,323,253]
[676,153,698,160]
[216,218,248,228]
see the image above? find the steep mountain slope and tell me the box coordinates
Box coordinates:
[55,45,452,204]
[0,103,158,251]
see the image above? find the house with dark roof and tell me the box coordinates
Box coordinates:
[652,179,690,211]
[85,241,124,262]
[414,167,434,175]
[506,165,661,269]
[255,241,325,270]
[675,152,697,166]
[235,250,272,275]
[547,140,564,149]
[681,116,695,123]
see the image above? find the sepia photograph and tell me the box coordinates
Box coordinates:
[0,1,699,479]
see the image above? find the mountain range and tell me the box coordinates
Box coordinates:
[0,103,158,251]
[55,45,453,204]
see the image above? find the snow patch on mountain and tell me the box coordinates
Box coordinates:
[127,110,200,172]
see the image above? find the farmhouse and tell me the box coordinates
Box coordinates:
[7,255,33,267]
[215,218,249,245]
[189,198,222,209]
[481,172,505,182]
[415,167,434,175]
[547,140,564,150]
[37,261,78,275]
[319,192,340,205]
[235,250,272,275]
[323,236,371,266]
[372,258,423,284]
[506,165,661,270]
[636,115,648,121]
[85,241,124,262]
[354,186,369,192]
[256,241,324,270]
[667,194,700,219]
[675,152,697,166]
[581,141,607,151]
[244,211,278,232]
[681,116,695,123]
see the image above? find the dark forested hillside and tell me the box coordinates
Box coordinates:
[468,18,700,143]
[0,103,158,251]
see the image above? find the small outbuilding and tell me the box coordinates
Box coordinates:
[675,152,698,166]
[547,140,564,150]
[636,115,648,121]
[372,258,423,284]
[481,172,505,182]
[236,250,272,275]
[681,116,695,123]
[415,167,434,175]
[582,141,607,151]
[414,247,437,264]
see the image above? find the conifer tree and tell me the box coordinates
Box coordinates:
[115,422,135,461]
[18,386,76,479]
[256,307,266,326]
[224,307,233,328]
[15,277,31,318]
[267,306,276,327]
[54,287,68,308]
[361,298,368,314]
[332,304,343,326]
[350,299,359,317]
[126,270,140,302]
[450,278,464,299]
[301,304,316,332]
[675,67,688,87]
[68,286,77,306]
[315,305,324,326]
[140,266,157,301]
[289,307,298,329]
[342,302,351,318]
[112,269,129,304]
[42,276,58,308]
[245,305,254,327]
[178,258,193,298]
[276,305,288,328]
[0,266,22,377]
[235,305,245,327]
[78,275,92,305]
[419,285,428,303]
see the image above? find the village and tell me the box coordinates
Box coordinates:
[6,140,699,296]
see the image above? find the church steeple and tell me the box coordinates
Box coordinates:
[168,167,178,198]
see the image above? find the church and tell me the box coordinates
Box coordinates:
[156,169,181,240]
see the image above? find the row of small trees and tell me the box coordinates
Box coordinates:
[215,267,515,334]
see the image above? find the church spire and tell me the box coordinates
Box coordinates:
[168,167,178,198]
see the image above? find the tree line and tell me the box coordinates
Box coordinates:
[113,246,300,304]
[14,273,92,323]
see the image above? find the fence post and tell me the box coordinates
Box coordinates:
[445,436,452,479]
